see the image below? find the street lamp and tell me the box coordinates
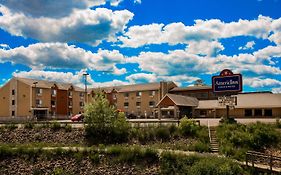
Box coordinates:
[83,73,89,104]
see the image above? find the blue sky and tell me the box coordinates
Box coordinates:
[0,0,281,92]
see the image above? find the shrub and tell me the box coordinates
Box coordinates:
[160,152,244,175]
[24,122,35,129]
[89,152,100,164]
[178,117,200,137]
[5,123,18,130]
[276,118,281,128]
[188,141,210,153]
[155,126,171,141]
[85,92,130,144]
[64,124,72,132]
[50,121,61,131]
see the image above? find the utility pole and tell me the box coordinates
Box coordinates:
[83,73,89,104]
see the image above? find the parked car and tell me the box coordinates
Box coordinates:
[71,114,84,122]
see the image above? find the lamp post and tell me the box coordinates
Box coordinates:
[83,73,89,104]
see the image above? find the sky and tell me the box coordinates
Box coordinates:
[0,0,281,93]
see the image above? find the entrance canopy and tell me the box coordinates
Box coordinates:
[157,93,199,107]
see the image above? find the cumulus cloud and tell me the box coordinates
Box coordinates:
[243,77,281,88]
[0,0,123,18]
[272,87,281,93]
[125,73,198,86]
[13,69,130,88]
[119,15,280,48]
[128,45,281,76]
[239,41,255,50]
[186,40,224,56]
[0,6,134,45]
[0,43,126,74]
[0,44,10,50]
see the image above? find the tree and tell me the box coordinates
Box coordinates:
[84,92,129,144]
[194,79,205,86]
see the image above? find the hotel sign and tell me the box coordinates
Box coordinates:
[212,69,242,93]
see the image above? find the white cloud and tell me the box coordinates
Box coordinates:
[186,40,224,56]
[125,73,198,86]
[13,69,130,88]
[119,15,278,48]
[0,44,10,50]
[129,45,281,77]
[243,77,281,88]
[0,0,122,18]
[134,0,142,4]
[0,6,134,45]
[239,41,255,50]
[272,87,281,93]
[0,43,126,74]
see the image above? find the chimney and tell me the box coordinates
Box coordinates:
[160,81,168,99]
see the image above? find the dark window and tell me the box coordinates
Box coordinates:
[124,102,129,107]
[200,110,207,116]
[254,109,262,116]
[149,101,155,107]
[124,93,129,97]
[12,100,15,105]
[264,109,272,116]
[149,91,156,96]
[245,109,252,116]
[12,89,15,95]
[136,102,141,107]
[11,111,15,116]
[136,91,142,97]
[80,102,84,106]
[51,100,56,105]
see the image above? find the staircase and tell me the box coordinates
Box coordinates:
[208,123,219,153]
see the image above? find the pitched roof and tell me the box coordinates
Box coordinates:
[170,85,212,92]
[90,81,177,93]
[15,77,84,91]
[157,93,199,107]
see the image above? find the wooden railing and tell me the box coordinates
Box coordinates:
[246,150,281,173]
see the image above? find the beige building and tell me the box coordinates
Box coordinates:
[0,77,85,120]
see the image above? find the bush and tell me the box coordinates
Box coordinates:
[50,121,61,131]
[155,126,171,141]
[5,123,18,130]
[85,92,130,144]
[178,117,200,137]
[64,124,72,132]
[188,141,210,153]
[24,122,35,129]
[276,118,281,128]
[160,152,244,175]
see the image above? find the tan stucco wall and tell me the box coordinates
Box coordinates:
[73,91,84,115]
[17,80,31,117]
[116,90,159,117]
[31,87,51,108]
[0,81,11,117]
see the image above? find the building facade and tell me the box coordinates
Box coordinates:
[0,77,85,120]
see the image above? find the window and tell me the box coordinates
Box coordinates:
[149,91,156,96]
[36,88,43,95]
[149,101,155,107]
[124,93,129,98]
[12,89,15,95]
[36,99,42,106]
[80,92,84,97]
[254,109,262,116]
[80,102,84,106]
[68,91,73,96]
[69,101,73,106]
[124,102,129,108]
[113,94,117,100]
[51,89,57,96]
[136,91,142,97]
[245,109,252,116]
[264,109,272,116]
[51,100,56,106]
[136,102,141,108]
[200,110,207,116]
[11,111,15,116]
[12,100,15,106]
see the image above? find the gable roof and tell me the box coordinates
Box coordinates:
[157,93,199,107]
[15,77,84,91]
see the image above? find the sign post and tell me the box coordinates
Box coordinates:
[212,69,242,121]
